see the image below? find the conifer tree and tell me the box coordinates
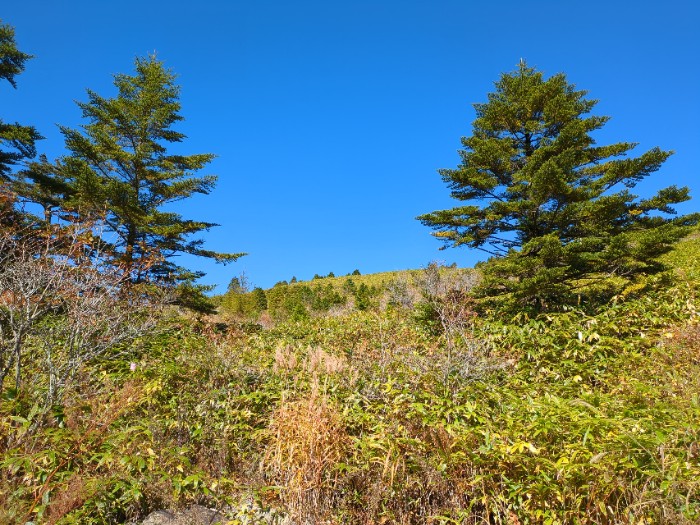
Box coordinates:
[419,62,697,309]
[57,55,243,284]
[0,19,41,183]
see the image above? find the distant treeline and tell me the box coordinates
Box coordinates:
[218,277,382,321]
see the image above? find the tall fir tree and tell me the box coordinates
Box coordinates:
[0,19,42,184]
[57,55,243,288]
[419,62,697,310]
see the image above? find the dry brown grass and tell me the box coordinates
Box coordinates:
[44,475,91,525]
[273,343,299,373]
[262,386,349,523]
[274,344,349,378]
[306,347,347,376]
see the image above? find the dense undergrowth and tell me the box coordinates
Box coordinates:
[1,236,699,524]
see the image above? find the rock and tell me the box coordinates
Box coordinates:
[137,498,298,525]
[139,505,224,525]
[179,504,225,524]
[141,510,177,525]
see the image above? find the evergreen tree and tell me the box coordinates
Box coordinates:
[227,273,250,294]
[57,55,243,283]
[0,20,41,183]
[251,287,268,311]
[15,154,74,223]
[419,62,697,309]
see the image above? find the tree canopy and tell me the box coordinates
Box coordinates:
[419,62,698,309]
[51,55,244,284]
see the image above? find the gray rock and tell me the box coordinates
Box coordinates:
[140,505,224,525]
[136,498,300,525]
[179,504,225,524]
[141,510,177,525]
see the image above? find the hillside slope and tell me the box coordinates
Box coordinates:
[2,234,699,524]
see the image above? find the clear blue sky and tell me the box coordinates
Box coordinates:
[3,1,699,292]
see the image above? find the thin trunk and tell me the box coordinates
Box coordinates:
[13,333,22,391]
[0,352,11,394]
[125,226,136,281]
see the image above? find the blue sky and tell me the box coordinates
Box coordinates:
[3,1,699,292]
